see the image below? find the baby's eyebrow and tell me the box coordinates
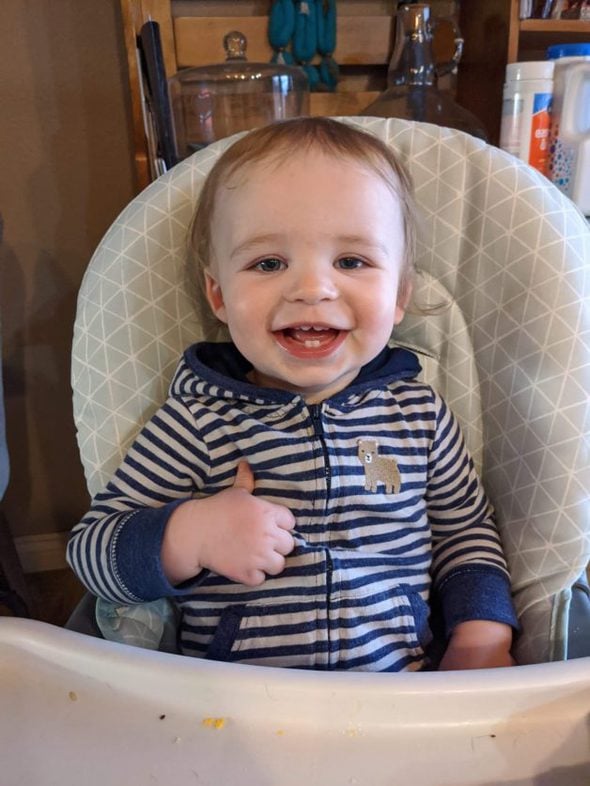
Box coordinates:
[336,235,390,255]
[230,233,283,259]
[230,233,391,259]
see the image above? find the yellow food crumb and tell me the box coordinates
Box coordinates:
[275,729,285,736]
[68,691,78,702]
[201,717,227,730]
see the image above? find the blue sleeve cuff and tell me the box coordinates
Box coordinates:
[114,500,196,601]
[437,566,519,638]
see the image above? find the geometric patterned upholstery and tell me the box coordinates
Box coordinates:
[72,118,590,665]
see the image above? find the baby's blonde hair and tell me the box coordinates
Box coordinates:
[188,117,418,321]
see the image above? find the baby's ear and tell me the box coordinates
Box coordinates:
[204,270,228,323]
[394,279,413,325]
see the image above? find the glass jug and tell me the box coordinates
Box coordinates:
[362,3,488,140]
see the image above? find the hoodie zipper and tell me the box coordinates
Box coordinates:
[309,403,331,502]
[308,402,335,668]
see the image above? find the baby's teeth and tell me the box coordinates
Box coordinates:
[304,339,321,348]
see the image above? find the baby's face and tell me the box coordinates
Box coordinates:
[204,149,409,403]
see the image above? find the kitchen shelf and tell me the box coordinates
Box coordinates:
[515,19,590,60]
[520,19,590,33]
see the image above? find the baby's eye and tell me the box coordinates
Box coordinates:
[336,256,366,270]
[254,257,285,272]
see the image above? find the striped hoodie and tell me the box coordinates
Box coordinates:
[67,342,517,671]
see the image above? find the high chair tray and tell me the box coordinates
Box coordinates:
[1,618,588,785]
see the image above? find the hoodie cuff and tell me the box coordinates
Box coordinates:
[113,500,193,600]
[437,566,519,638]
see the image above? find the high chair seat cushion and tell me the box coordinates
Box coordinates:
[72,118,590,664]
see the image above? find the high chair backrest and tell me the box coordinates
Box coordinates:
[72,118,590,665]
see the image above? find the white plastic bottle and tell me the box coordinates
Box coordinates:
[500,61,554,175]
[547,43,590,216]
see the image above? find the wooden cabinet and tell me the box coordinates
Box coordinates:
[120,0,590,187]
[120,0,466,188]
[120,0,397,188]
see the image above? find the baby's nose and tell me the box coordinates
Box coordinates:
[287,266,338,303]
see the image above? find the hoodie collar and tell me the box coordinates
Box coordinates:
[181,342,421,403]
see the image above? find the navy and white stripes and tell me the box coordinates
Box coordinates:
[67,343,517,671]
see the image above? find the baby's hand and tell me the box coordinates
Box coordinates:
[438,620,515,671]
[162,462,296,586]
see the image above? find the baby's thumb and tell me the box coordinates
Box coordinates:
[232,460,255,494]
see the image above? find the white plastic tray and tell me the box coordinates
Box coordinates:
[1,618,589,785]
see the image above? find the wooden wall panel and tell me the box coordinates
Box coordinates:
[173,15,393,68]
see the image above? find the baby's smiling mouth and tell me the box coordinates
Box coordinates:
[274,324,348,356]
[282,325,340,347]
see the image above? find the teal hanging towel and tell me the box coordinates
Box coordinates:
[293,0,321,89]
[267,0,338,92]
[317,0,339,92]
[268,0,296,64]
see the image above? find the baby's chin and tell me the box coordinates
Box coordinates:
[248,362,362,404]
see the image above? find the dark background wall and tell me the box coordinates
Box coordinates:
[0,1,136,551]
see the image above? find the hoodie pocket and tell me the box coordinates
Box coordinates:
[326,552,433,671]
[205,601,328,668]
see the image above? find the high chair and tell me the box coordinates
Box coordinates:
[1,118,589,785]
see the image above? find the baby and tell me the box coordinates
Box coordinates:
[68,117,517,671]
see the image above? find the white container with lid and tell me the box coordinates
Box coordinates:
[500,61,554,175]
[547,44,590,216]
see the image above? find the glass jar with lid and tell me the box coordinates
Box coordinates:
[168,31,310,158]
